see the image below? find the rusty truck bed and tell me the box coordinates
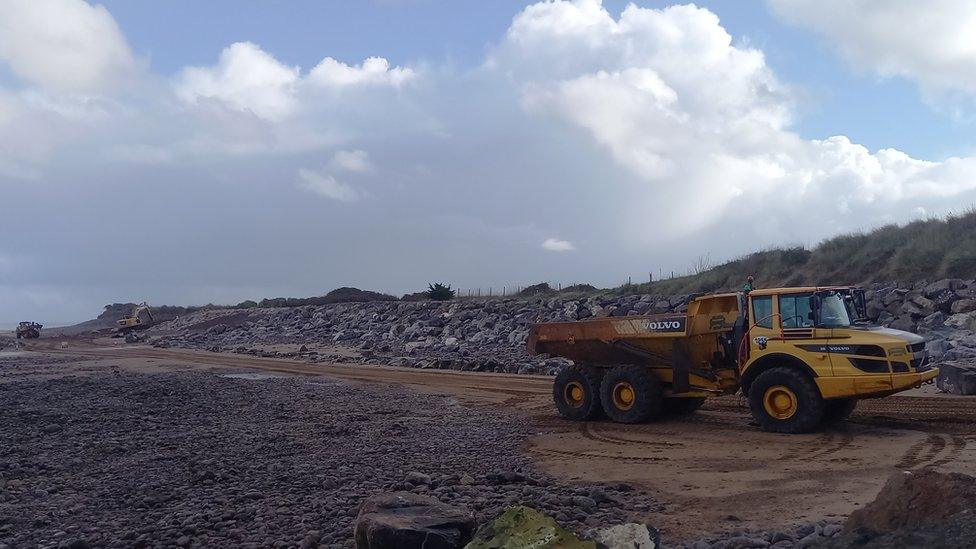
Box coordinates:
[527,293,741,368]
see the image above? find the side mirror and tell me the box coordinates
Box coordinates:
[852,289,868,321]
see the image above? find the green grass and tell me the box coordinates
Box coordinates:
[619,209,976,295]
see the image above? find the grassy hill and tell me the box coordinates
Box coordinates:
[621,210,976,296]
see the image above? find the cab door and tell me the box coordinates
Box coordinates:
[747,294,778,361]
[777,293,833,377]
[817,291,893,396]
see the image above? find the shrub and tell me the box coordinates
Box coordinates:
[426,283,456,301]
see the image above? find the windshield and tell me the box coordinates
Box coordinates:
[819,293,853,327]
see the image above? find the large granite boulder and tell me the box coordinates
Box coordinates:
[937,361,976,395]
[354,492,476,549]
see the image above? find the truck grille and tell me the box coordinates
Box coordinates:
[911,356,931,372]
[909,342,926,353]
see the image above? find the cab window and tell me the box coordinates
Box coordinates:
[780,294,814,328]
[752,295,773,328]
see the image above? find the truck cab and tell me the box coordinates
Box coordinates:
[741,287,937,431]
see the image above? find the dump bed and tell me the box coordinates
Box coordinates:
[527,293,741,367]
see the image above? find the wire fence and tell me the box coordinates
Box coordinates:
[453,273,678,298]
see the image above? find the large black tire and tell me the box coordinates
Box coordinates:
[553,365,603,421]
[748,367,825,433]
[663,397,706,416]
[600,365,663,423]
[822,398,857,424]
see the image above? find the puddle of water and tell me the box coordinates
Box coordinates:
[218,373,282,381]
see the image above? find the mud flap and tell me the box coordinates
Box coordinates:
[671,340,691,394]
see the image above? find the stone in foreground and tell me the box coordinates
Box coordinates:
[354,492,476,549]
[936,361,976,395]
[464,506,597,549]
[590,523,657,549]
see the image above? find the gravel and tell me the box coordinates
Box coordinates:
[0,369,653,548]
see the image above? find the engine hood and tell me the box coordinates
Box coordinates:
[850,325,925,345]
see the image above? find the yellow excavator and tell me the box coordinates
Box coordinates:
[117,302,154,335]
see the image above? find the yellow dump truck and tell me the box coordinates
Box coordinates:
[527,286,937,433]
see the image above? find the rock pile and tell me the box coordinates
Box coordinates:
[146,279,976,382]
[674,520,844,549]
[148,294,700,375]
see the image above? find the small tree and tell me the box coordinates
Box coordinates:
[426,282,455,301]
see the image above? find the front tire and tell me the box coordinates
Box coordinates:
[600,365,663,423]
[553,365,603,421]
[748,367,825,433]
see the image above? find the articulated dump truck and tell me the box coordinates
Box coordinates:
[527,287,938,433]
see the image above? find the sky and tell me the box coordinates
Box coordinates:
[3,0,976,326]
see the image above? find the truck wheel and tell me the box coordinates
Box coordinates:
[748,367,825,433]
[664,397,706,416]
[822,398,857,424]
[553,365,603,421]
[600,366,663,423]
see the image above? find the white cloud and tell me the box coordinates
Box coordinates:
[491,0,976,243]
[173,44,415,122]
[542,238,575,252]
[331,149,372,172]
[308,56,415,89]
[296,168,360,202]
[768,0,976,96]
[0,0,137,93]
[175,42,300,121]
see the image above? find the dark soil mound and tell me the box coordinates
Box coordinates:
[822,470,976,548]
[559,284,598,294]
[322,287,397,303]
[518,283,555,297]
[846,470,976,533]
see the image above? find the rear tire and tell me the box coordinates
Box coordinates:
[600,365,663,423]
[553,365,603,421]
[822,398,857,424]
[748,367,825,433]
[663,397,706,416]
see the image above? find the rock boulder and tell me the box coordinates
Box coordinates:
[464,506,596,549]
[937,361,976,395]
[354,492,476,549]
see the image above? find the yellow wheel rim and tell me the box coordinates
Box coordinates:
[763,385,798,420]
[612,381,636,411]
[564,381,586,408]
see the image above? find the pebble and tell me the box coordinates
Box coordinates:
[0,369,653,547]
